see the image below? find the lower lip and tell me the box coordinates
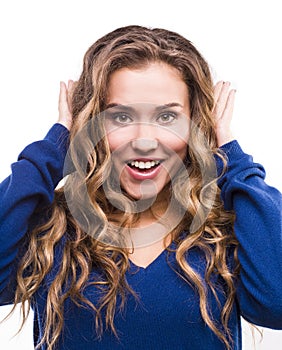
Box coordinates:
[125,164,162,180]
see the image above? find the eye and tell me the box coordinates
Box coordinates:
[112,113,133,124]
[157,112,177,124]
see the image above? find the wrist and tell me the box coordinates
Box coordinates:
[57,120,72,131]
[216,129,235,147]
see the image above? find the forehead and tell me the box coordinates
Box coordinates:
[107,62,189,107]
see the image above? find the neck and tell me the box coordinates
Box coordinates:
[108,187,184,248]
[136,187,171,225]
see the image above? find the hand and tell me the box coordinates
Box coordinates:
[213,81,236,147]
[58,80,75,130]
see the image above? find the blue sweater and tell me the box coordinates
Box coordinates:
[0,124,281,349]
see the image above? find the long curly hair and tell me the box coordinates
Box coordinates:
[11,25,239,349]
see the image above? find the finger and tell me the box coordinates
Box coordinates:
[59,81,68,112]
[215,89,236,146]
[214,81,232,120]
[67,80,75,111]
[59,83,70,112]
[67,79,74,92]
[221,89,236,126]
[67,79,73,89]
[58,81,72,129]
[213,81,224,106]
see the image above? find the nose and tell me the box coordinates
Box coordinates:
[131,138,158,153]
[131,122,159,153]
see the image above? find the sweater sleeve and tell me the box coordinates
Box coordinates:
[218,140,282,329]
[0,123,69,304]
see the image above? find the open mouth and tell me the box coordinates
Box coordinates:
[125,159,164,180]
[127,160,162,172]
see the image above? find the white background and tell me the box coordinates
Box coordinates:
[0,0,281,349]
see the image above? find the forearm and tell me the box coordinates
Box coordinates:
[218,140,282,328]
[0,123,69,303]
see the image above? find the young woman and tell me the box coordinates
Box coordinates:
[0,25,281,350]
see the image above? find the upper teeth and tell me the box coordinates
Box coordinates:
[130,160,160,169]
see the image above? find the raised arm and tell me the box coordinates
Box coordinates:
[214,81,282,329]
[0,81,73,304]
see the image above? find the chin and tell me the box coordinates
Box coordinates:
[122,182,162,202]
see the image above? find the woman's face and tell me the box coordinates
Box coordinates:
[104,62,190,200]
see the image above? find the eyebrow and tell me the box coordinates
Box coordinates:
[105,102,184,111]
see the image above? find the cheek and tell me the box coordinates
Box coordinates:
[106,133,118,152]
[159,130,189,158]
[168,140,187,159]
[106,129,130,151]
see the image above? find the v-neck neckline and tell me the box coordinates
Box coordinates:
[129,247,167,271]
[128,238,180,272]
